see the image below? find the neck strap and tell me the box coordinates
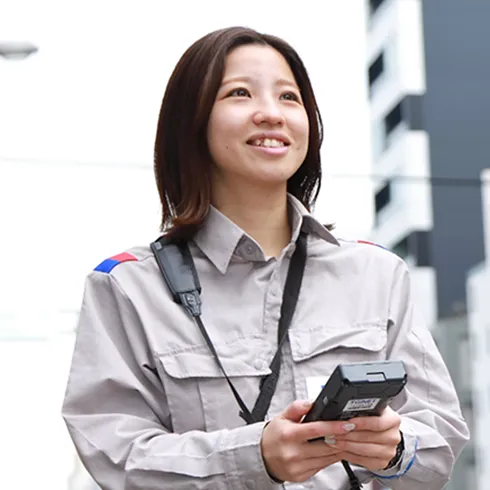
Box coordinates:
[151,233,308,424]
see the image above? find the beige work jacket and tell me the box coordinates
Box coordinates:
[62,195,469,490]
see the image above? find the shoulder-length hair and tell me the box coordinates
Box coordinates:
[154,26,324,238]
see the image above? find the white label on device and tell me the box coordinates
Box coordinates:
[343,398,380,412]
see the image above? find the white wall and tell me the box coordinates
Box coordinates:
[396,0,426,95]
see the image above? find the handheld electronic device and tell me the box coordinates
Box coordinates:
[302,360,407,424]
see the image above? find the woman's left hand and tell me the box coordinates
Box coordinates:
[324,406,402,472]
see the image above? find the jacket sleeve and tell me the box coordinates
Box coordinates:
[62,271,280,490]
[371,259,470,490]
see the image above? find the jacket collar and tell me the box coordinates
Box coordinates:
[193,194,339,274]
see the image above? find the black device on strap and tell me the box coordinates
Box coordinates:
[151,232,363,489]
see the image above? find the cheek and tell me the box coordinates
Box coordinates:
[300,113,310,142]
[289,111,310,144]
[207,123,235,167]
[208,116,238,151]
[207,123,224,161]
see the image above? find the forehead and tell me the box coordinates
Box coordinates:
[223,44,297,84]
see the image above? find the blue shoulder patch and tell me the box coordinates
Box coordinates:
[94,252,138,273]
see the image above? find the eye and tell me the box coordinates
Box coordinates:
[227,87,251,98]
[280,91,300,102]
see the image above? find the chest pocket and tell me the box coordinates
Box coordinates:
[289,322,388,401]
[156,336,271,433]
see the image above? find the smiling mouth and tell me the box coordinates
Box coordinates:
[247,138,290,148]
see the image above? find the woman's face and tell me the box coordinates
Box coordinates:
[207,44,309,195]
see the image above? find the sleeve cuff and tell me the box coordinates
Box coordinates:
[220,422,283,489]
[372,431,418,480]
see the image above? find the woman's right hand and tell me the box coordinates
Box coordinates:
[261,400,356,483]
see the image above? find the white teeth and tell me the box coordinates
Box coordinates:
[252,138,285,148]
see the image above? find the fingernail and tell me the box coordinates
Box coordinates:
[342,423,356,432]
[324,436,337,445]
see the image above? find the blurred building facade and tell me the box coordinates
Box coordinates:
[366,0,490,487]
[467,169,490,490]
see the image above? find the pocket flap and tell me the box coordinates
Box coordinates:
[290,322,387,362]
[158,337,272,379]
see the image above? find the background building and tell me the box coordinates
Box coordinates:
[366,0,490,487]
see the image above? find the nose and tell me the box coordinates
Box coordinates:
[252,97,285,126]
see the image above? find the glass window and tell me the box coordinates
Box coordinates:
[369,0,385,16]
[368,52,385,90]
[384,101,403,137]
[375,182,391,214]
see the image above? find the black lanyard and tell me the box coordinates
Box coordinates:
[152,232,307,424]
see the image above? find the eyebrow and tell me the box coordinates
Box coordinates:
[220,76,299,89]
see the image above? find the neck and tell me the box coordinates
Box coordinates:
[212,182,291,257]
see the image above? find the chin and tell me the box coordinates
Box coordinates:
[254,167,301,186]
[250,174,296,190]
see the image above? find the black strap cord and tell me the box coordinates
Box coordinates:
[194,313,257,423]
[151,232,308,424]
[250,232,307,422]
[342,461,363,490]
[187,233,306,424]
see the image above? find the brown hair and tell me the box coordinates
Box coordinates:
[154,26,324,238]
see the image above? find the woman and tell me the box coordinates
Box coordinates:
[62,27,469,490]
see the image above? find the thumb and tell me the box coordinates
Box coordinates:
[281,399,313,423]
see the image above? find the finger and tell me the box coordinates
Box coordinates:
[337,429,401,446]
[268,437,342,473]
[281,400,314,423]
[346,409,400,433]
[296,420,357,441]
[334,440,397,461]
[296,439,344,459]
[339,451,392,472]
